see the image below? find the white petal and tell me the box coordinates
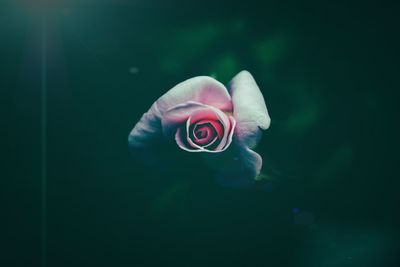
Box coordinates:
[230,70,270,145]
[128,76,232,148]
[226,70,271,179]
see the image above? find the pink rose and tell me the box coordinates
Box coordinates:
[128,70,270,182]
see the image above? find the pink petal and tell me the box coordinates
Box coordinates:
[156,76,232,112]
[192,119,223,139]
[129,76,232,148]
[177,111,235,153]
[162,101,224,137]
[189,108,233,152]
[161,101,208,136]
[161,100,234,153]
[175,127,199,152]
[226,116,236,149]
[189,106,229,135]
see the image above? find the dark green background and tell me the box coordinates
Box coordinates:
[1,0,399,266]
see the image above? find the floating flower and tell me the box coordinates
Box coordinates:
[128,70,270,183]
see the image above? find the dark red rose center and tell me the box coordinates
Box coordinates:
[195,123,211,139]
[189,120,223,148]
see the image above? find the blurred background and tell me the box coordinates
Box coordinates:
[1,0,399,266]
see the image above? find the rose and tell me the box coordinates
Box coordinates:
[128,70,270,182]
[164,101,236,153]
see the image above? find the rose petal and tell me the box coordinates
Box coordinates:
[180,112,235,153]
[189,106,229,141]
[128,103,162,148]
[157,76,232,112]
[217,147,262,188]
[226,116,236,149]
[129,76,232,148]
[162,101,225,137]
[202,136,220,148]
[192,122,217,145]
[193,119,223,139]
[201,144,262,188]
[226,70,270,179]
[161,100,233,152]
[190,108,234,152]
[175,127,198,152]
[229,70,270,148]
[161,101,209,136]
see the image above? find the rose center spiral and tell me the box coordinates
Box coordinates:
[189,121,221,147]
[195,124,210,139]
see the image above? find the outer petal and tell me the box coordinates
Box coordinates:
[128,103,162,148]
[229,70,270,148]
[201,145,262,188]
[128,77,232,148]
[157,76,232,112]
[175,127,197,152]
[221,70,271,181]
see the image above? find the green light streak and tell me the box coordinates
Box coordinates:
[41,15,47,267]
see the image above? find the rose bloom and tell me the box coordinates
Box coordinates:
[128,70,270,184]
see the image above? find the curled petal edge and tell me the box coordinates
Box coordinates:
[129,76,232,149]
